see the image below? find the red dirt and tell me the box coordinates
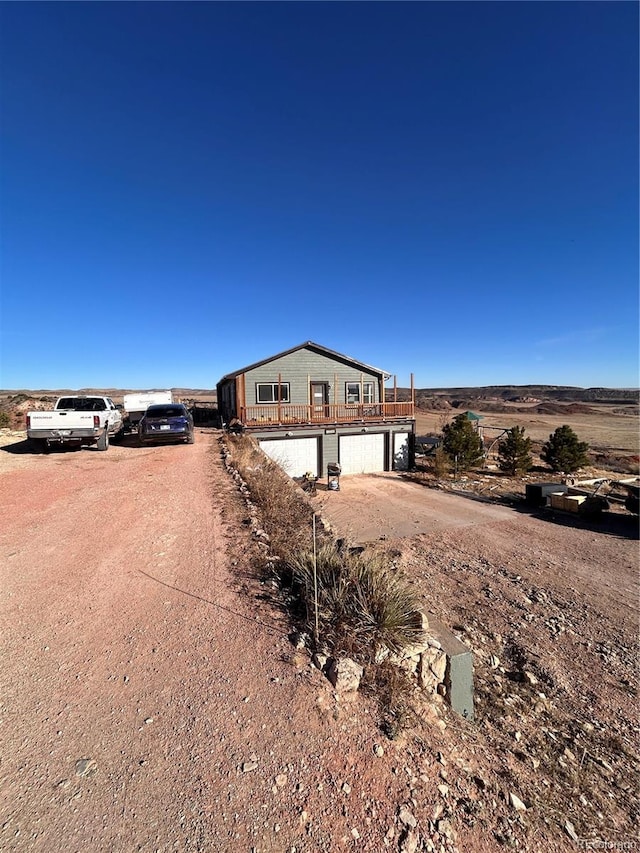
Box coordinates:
[1,432,638,852]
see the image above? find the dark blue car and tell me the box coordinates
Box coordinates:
[138,403,194,445]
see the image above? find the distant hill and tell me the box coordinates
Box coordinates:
[0,387,217,400]
[387,385,638,406]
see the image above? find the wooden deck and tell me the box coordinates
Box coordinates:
[240,401,414,426]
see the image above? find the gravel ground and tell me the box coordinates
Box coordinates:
[1,431,638,852]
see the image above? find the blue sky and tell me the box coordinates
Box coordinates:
[1,2,638,391]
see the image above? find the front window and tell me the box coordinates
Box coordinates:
[346,383,360,404]
[346,382,375,404]
[256,383,290,404]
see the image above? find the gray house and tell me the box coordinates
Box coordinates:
[216,341,415,478]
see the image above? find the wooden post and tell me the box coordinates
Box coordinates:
[237,375,246,421]
[394,375,397,403]
[410,373,415,408]
[278,372,282,423]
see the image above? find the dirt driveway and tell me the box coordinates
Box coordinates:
[1,433,638,852]
[313,473,515,542]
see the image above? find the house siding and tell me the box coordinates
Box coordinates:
[242,349,382,409]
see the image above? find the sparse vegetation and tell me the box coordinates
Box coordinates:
[0,411,10,428]
[223,433,427,737]
[224,433,318,559]
[497,425,533,475]
[541,424,590,473]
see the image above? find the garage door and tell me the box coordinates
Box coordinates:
[393,432,410,471]
[339,433,385,475]
[259,437,319,478]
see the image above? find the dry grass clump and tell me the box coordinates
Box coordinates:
[286,541,425,660]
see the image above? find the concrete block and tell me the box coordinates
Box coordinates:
[427,616,474,721]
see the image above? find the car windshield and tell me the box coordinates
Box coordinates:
[145,405,187,418]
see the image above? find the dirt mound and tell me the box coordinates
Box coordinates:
[0,394,57,429]
[415,395,452,411]
[534,402,595,415]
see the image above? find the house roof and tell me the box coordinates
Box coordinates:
[217,341,392,383]
[464,410,484,421]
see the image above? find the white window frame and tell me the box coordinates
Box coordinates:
[256,382,290,404]
[363,382,374,404]
[346,382,360,404]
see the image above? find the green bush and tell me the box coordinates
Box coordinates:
[442,413,484,471]
[0,411,11,429]
[541,425,590,473]
[497,425,533,475]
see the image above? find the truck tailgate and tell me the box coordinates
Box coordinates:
[28,411,97,430]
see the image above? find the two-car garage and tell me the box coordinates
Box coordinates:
[259,430,411,478]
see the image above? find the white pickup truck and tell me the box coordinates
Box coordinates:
[26,395,124,452]
[122,390,173,432]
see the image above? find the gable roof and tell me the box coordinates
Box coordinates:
[218,341,391,382]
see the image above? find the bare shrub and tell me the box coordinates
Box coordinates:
[361,659,418,740]
[437,412,451,433]
[432,446,450,477]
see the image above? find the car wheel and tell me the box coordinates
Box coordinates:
[97,428,109,451]
[187,432,194,444]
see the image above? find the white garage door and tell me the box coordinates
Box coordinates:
[393,432,410,471]
[259,437,319,478]
[339,433,385,474]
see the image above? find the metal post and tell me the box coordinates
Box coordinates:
[312,513,319,647]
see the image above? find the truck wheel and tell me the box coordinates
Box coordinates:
[97,429,109,451]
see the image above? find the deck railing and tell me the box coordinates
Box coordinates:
[240,401,414,426]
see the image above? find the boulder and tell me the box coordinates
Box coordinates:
[326,657,364,692]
